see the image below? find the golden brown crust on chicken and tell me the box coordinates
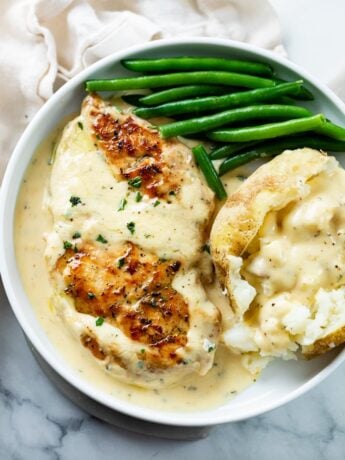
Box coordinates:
[81,333,107,361]
[56,242,189,369]
[83,94,184,198]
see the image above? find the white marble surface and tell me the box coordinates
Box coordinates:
[2,1,345,458]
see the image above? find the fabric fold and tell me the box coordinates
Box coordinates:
[0,0,285,181]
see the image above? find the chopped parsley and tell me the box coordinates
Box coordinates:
[77,121,83,130]
[128,176,142,188]
[208,345,216,353]
[135,192,143,203]
[140,349,145,354]
[144,233,152,239]
[117,257,126,268]
[169,190,176,196]
[96,234,108,244]
[95,317,104,326]
[127,222,135,234]
[72,232,81,239]
[87,292,96,299]
[118,198,127,211]
[63,241,73,250]
[70,196,82,207]
[153,200,160,207]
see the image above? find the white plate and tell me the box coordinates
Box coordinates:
[1,37,345,427]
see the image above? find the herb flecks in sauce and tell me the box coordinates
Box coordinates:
[48,141,57,166]
[96,317,104,326]
[70,196,82,207]
[135,192,143,202]
[127,222,135,234]
[128,176,142,188]
[96,234,108,244]
[63,241,73,250]
[118,198,127,211]
[117,257,126,268]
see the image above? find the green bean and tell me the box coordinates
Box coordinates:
[133,81,306,118]
[273,96,297,105]
[273,78,313,100]
[192,144,227,200]
[139,85,232,106]
[209,127,317,159]
[121,94,147,107]
[85,71,276,92]
[208,114,326,143]
[219,150,274,174]
[209,141,263,160]
[218,134,345,173]
[122,57,274,77]
[159,105,312,138]
[289,86,313,101]
[218,134,345,175]
[317,121,345,140]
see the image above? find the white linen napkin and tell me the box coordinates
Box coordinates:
[0,0,285,182]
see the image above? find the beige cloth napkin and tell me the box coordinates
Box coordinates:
[0,0,285,182]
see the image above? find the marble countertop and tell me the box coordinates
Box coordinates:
[2,1,345,459]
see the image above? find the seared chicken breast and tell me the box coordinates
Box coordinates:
[45,94,220,388]
[211,149,345,374]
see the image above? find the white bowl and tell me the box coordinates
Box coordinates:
[1,37,345,427]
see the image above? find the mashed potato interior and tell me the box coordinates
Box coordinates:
[223,164,345,372]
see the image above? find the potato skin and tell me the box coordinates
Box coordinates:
[302,326,345,358]
[211,149,345,358]
[211,148,334,318]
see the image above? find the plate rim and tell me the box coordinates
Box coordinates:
[2,36,345,427]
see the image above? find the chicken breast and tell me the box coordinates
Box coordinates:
[211,149,345,375]
[45,94,220,388]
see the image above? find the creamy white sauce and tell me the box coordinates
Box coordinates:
[244,168,345,305]
[14,123,253,412]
